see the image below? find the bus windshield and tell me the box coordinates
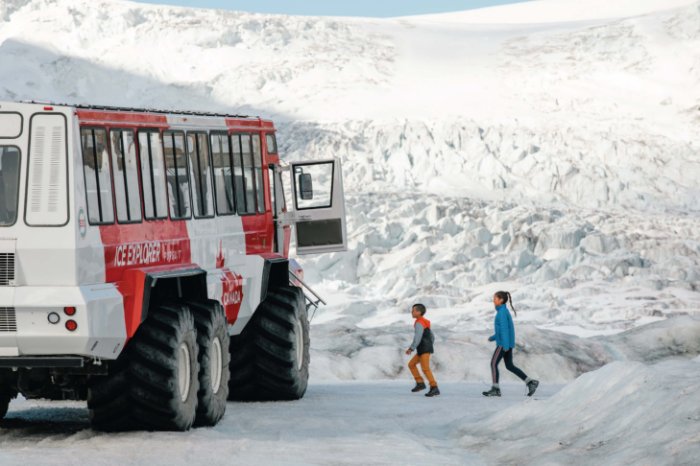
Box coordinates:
[0,146,20,226]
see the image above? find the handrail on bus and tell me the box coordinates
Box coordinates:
[289,270,326,321]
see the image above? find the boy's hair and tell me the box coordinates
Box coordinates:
[412,303,427,315]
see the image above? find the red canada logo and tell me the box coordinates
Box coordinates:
[221,268,243,323]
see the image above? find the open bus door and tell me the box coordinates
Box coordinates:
[285,158,347,255]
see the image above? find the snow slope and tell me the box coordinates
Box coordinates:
[458,359,700,464]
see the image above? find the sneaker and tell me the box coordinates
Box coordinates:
[425,386,440,397]
[527,380,539,397]
[482,387,501,397]
[411,382,427,393]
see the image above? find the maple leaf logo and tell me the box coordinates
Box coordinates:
[216,240,225,268]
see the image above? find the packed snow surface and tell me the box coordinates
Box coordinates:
[1,0,699,463]
[2,359,699,465]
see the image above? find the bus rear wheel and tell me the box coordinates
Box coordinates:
[88,303,200,431]
[228,285,309,401]
[189,300,230,426]
[0,392,11,420]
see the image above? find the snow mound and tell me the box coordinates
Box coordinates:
[310,316,700,383]
[457,359,700,464]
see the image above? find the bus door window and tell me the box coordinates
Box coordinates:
[110,129,142,223]
[163,131,191,219]
[80,128,114,224]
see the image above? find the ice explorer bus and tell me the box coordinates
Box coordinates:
[0,101,346,431]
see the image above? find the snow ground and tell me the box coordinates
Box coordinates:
[0,382,562,465]
[1,358,698,465]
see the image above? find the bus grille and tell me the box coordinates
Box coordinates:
[0,308,17,332]
[0,253,15,286]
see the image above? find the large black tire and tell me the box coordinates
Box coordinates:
[88,303,200,431]
[0,393,10,420]
[228,286,309,401]
[0,382,15,420]
[188,300,230,426]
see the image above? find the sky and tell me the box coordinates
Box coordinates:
[130,0,529,17]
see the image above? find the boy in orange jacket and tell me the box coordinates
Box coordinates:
[405,303,439,397]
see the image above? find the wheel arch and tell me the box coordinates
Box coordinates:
[260,257,289,303]
[120,266,208,340]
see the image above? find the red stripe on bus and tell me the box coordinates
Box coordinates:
[241,212,275,255]
[76,110,169,126]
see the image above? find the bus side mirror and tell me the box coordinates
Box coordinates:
[299,173,313,200]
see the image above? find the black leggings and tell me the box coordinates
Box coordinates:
[491,346,527,384]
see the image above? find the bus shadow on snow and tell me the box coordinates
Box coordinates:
[0,406,89,437]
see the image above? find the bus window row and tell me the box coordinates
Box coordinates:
[80,128,270,225]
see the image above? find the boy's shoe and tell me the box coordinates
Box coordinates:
[527,380,539,397]
[482,387,501,397]
[425,386,440,397]
[411,382,427,392]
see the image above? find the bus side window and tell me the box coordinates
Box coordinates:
[252,134,265,213]
[239,134,257,214]
[187,132,214,218]
[80,127,114,224]
[265,133,277,154]
[210,132,235,215]
[137,131,168,220]
[231,134,248,215]
[110,129,142,223]
[163,131,191,220]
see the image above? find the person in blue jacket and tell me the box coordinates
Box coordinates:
[483,291,539,397]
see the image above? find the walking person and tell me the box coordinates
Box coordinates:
[483,291,539,397]
[405,304,440,397]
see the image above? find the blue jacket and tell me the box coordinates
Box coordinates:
[489,304,515,350]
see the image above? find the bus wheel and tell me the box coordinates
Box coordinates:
[0,391,12,420]
[228,286,309,401]
[88,303,199,431]
[189,300,230,426]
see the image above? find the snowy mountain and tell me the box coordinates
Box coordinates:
[1,0,699,382]
[1,0,699,463]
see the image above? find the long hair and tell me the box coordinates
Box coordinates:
[495,291,517,317]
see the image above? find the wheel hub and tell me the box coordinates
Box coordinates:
[211,336,223,393]
[178,342,192,402]
[294,319,304,371]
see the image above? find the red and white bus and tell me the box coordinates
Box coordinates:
[0,101,346,431]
